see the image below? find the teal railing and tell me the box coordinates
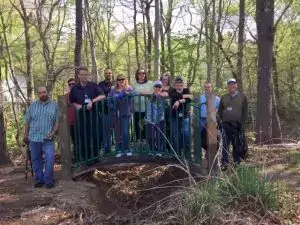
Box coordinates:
[71,94,203,170]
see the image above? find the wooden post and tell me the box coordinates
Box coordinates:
[58,95,72,179]
[207,93,218,174]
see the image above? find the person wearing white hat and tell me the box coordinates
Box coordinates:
[218,78,248,171]
[145,80,166,156]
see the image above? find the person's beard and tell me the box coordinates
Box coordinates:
[40,95,49,102]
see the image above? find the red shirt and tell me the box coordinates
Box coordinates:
[67,93,76,125]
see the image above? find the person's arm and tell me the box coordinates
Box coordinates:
[45,104,59,140]
[182,89,192,104]
[92,86,106,103]
[241,95,248,124]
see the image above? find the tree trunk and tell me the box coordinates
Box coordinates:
[84,0,98,82]
[145,0,153,76]
[215,0,223,89]
[236,0,245,91]
[160,0,165,74]
[166,0,174,77]
[0,66,10,166]
[75,0,83,77]
[272,47,280,107]
[133,0,140,68]
[271,75,282,143]
[255,0,274,144]
[154,0,160,78]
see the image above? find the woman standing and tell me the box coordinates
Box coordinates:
[160,72,174,96]
[133,68,153,142]
[108,74,134,157]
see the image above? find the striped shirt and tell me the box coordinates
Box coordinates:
[26,100,59,142]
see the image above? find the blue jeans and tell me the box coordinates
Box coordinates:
[102,113,112,152]
[29,140,55,185]
[171,117,191,155]
[112,115,130,153]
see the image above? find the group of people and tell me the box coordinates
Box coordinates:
[67,67,192,160]
[24,66,248,189]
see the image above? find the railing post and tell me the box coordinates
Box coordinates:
[58,95,72,179]
[207,93,218,174]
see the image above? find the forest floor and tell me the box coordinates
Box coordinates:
[0,146,299,225]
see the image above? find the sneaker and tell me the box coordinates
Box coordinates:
[126,152,132,157]
[156,153,162,157]
[221,164,228,171]
[34,182,44,188]
[116,153,123,158]
[45,183,55,189]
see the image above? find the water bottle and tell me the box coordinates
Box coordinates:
[84,94,91,104]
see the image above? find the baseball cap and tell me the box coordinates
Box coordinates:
[153,80,162,87]
[175,76,184,83]
[227,78,237,84]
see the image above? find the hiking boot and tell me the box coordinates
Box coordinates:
[34,182,44,188]
[45,183,55,189]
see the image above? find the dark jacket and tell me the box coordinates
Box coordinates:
[218,92,248,124]
[169,88,191,118]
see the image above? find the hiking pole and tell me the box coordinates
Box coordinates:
[23,139,34,181]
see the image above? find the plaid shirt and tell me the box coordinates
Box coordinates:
[26,100,59,142]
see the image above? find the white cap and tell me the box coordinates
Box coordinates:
[227,78,237,84]
[153,80,162,87]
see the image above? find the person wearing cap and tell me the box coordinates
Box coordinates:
[218,78,248,171]
[108,74,134,157]
[199,82,220,155]
[145,80,166,156]
[169,76,193,157]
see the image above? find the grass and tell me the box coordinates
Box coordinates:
[135,164,280,225]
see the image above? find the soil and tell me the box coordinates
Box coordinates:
[0,146,299,225]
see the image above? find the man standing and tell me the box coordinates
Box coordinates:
[98,68,114,153]
[169,76,192,158]
[24,86,59,188]
[199,82,220,155]
[70,67,105,162]
[218,78,248,171]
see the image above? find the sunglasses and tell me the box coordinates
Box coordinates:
[117,78,125,81]
[154,85,162,88]
[139,72,145,74]
[105,73,112,75]
[68,83,76,86]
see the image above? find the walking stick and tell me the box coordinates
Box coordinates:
[24,140,34,181]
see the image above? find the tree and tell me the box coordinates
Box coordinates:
[255,0,274,144]
[236,0,245,91]
[154,0,160,78]
[75,0,83,77]
[0,63,10,165]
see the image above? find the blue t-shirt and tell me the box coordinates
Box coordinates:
[200,94,220,118]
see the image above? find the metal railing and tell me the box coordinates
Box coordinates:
[70,94,203,169]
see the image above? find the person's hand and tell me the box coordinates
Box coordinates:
[173,101,180,109]
[23,135,29,145]
[183,94,192,99]
[159,92,168,97]
[75,104,82,110]
[45,132,54,141]
[87,101,93,110]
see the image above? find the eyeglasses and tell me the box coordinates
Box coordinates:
[154,85,162,88]
[105,73,112,75]
[139,72,145,74]
[68,83,76,86]
[117,78,125,81]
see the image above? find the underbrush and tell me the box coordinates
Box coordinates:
[134,165,280,225]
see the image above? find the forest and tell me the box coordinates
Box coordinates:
[0,0,300,224]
